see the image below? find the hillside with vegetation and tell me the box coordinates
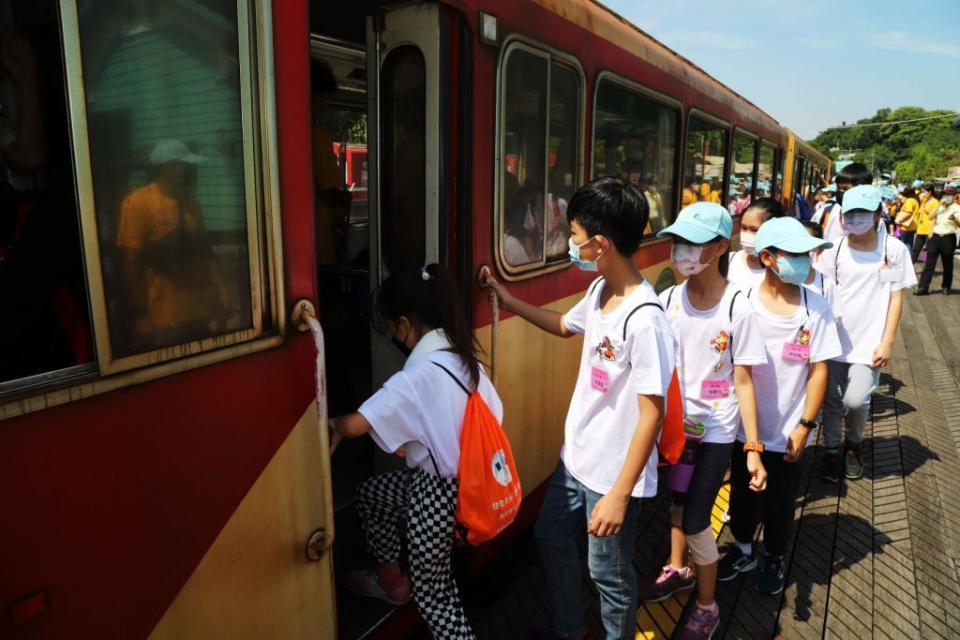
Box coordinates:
[810,107,960,180]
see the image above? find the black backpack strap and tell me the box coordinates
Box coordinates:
[728,289,743,365]
[432,362,472,397]
[665,285,677,309]
[728,289,742,323]
[587,277,604,297]
[622,302,664,341]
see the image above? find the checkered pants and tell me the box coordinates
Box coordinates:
[356,469,474,639]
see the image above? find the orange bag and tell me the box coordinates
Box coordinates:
[657,370,686,466]
[434,363,522,545]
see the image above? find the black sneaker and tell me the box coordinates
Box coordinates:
[718,545,758,582]
[844,444,864,480]
[757,554,786,596]
[915,288,930,296]
[943,288,951,296]
[819,451,842,483]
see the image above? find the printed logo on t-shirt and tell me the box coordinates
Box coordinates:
[491,449,513,486]
[595,336,616,361]
[710,330,730,371]
[796,328,811,345]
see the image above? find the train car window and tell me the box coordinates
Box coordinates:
[380,46,426,272]
[593,78,679,235]
[728,133,757,214]
[63,0,275,373]
[773,148,784,200]
[497,42,583,276]
[683,116,728,208]
[0,0,93,389]
[759,143,776,198]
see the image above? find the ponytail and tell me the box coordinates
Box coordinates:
[374,264,482,388]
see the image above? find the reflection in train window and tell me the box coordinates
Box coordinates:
[77,0,262,359]
[593,79,678,235]
[499,43,582,273]
[759,143,776,199]
[728,133,757,215]
[380,46,425,273]
[683,116,728,208]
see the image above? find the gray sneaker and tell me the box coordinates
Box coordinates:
[344,569,411,606]
[844,444,864,480]
[637,564,696,602]
[717,546,758,582]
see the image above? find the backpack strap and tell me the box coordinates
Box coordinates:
[587,277,604,297]
[622,302,664,341]
[432,362,472,397]
[665,284,677,309]
[728,289,743,364]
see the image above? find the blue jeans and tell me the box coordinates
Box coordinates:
[535,461,640,640]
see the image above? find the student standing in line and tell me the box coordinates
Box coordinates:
[822,163,873,243]
[914,185,940,263]
[916,184,960,296]
[814,186,917,483]
[727,198,787,290]
[332,264,502,640]
[637,202,768,640]
[488,177,675,640]
[717,217,841,595]
[895,187,921,251]
[800,220,829,299]
[811,184,837,226]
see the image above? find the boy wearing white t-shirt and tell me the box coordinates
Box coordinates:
[488,177,675,640]
[717,217,841,596]
[814,185,917,482]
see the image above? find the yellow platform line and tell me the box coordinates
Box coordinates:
[636,483,730,639]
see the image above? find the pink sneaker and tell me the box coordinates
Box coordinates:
[637,564,696,602]
[676,602,720,639]
[344,569,411,606]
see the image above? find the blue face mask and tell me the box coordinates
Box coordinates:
[774,253,811,285]
[568,236,600,272]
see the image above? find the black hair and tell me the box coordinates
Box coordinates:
[374,264,481,388]
[566,176,649,255]
[800,219,823,239]
[742,197,785,222]
[718,248,730,278]
[311,60,337,96]
[902,187,916,198]
[836,162,873,187]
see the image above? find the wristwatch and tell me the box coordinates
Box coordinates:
[742,442,765,453]
[799,418,817,430]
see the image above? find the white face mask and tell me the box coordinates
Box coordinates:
[671,244,710,276]
[739,231,757,256]
[842,214,874,236]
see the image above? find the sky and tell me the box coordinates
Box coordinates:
[601,0,960,140]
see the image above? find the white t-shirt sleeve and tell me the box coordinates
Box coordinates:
[890,241,918,291]
[627,322,676,397]
[731,303,768,366]
[809,296,843,363]
[563,279,601,334]
[357,372,422,455]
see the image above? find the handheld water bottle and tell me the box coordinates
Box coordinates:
[666,417,706,493]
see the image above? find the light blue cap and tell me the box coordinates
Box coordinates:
[657,201,733,242]
[730,175,740,184]
[841,185,883,214]
[823,183,837,193]
[755,217,833,256]
[911,179,925,188]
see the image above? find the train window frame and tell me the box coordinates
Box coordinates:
[494,36,585,281]
[730,127,759,200]
[2,0,286,403]
[589,70,682,244]
[683,109,731,206]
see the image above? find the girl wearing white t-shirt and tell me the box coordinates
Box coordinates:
[814,185,917,483]
[638,202,768,640]
[332,264,502,640]
[727,198,786,290]
[717,217,842,597]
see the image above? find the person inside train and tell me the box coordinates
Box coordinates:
[639,201,768,640]
[822,162,873,242]
[487,177,675,640]
[813,186,916,483]
[331,264,501,640]
[682,177,701,207]
[717,217,840,597]
[503,184,533,266]
[311,59,351,266]
[727,198,786,290]
[116,140,230,350]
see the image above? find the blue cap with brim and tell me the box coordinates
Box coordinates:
[911,179,925,188]
[842,185,883,214]
[754,217,833,256]
[657,201,733,243]
[823,184,837,193]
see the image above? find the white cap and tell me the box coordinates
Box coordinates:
[149,140,206,166]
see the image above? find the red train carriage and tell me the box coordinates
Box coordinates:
[0,1,829,638]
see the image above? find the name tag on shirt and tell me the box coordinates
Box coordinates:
[879,267,899,283]
[591,366,609,393]
[782,342,811,363]
[701,379,730,399]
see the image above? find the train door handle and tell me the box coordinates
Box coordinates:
[305,527,330,561]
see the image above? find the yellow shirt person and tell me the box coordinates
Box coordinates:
[898,196,920,232]
[917,194,939,236]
